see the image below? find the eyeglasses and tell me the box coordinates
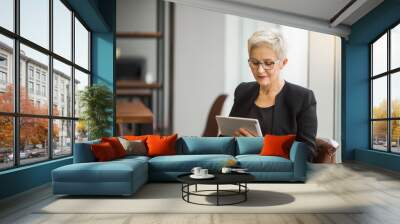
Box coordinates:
[248,58,280,70]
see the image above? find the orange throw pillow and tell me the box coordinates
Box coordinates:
[123,135,149,141]
[260,134,296,159]
[146,134,178,157]
[91,142,117,161]
[101,137,126,158]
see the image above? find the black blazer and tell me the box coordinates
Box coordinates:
[229,81,318,157]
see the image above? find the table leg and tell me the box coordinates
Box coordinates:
[217,184,219,206]
[187,184,190,202]
[195,184,198,192]
[245,183,247,201]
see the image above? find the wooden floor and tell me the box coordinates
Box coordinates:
[1,162,400,224]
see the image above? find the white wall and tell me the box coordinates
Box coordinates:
[116,0,158,81]
[173,4,225,136]
[308,32,342,162]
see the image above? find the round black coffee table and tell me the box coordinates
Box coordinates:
[177,173,255,206]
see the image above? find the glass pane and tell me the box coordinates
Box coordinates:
[392,24,400,70]
[20,117,49,165]
[53,0,72,60]
[0,0,14,31]
[391,72,400,118]
[372,33,387,76]
[372,77,387,119]
[53,119,72,158]
[20,44,49,115]
[0,34,14,112]
[53,59,72,117]
[74,17,89,70]
[75,120,88,143]
[74,69,89,118]
[391,120,400,153]
[372,121,387,151]
[0,116,13,170]
[20,0,49,49]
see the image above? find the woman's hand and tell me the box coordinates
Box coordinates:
[233,128,257,137]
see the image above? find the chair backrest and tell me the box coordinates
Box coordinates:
[202,94,228,137]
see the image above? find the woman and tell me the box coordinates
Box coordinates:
[229,30,318,157]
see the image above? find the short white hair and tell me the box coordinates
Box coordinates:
[248,29,287,59]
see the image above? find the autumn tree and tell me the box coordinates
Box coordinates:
[372,99,400,143]
[0,84,60,152]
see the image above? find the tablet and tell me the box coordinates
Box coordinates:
[216,116,263,137]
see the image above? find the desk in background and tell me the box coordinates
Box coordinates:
[116,99,154,135]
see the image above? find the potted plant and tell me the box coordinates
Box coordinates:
[79,84,113,140]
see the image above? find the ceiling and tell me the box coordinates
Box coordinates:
[223,0,382,26]
[166,0,384,37]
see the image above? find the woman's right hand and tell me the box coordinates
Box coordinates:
[233,128,257,137]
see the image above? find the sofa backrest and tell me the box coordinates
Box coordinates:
[235,137,264,155]
[74,136,240,163]
[73,139,100,163]
[176,137,236,155]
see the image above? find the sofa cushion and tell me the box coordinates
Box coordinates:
[118,137,147,156]
[236,155,293,172]
[101,137,127,158]
[147,134,178,157]
[235,137,263,155]
[123,135,149,141]
[148,154,235,172]
[177,137,236,155]
[91,142,118,161]
[52,159,147,183]
[260,134,296,159]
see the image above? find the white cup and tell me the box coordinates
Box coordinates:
[200,169,208,176]
[221,167,232,174]
[191,167,202,176]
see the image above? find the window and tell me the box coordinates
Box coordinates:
[0,55,7,67]
[0,71,6,85]
[0,0,91,170]
[35,83,40,95]
[0,0,14,32]
[0,54,7,87]
[35,70,40,81]
[53,0,72,60]
[74,17,90,70]
[370,23,400,154]
[20,0,49,49]
[42,85,46,97]
[53,59,72,117]
[28,67,34,80]
[0,34,13,113]
[28,81,34,94]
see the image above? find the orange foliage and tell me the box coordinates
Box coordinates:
[0,84,60,149]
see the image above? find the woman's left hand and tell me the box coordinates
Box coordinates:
[235,128,257,137]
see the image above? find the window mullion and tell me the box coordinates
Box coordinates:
[71,10,76,154]
[13,0,20,167]
[49,0,54,160]
[388,30,391,152]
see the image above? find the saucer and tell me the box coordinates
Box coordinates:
[190,174,215,179]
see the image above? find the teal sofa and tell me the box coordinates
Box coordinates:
[52,137,309,196]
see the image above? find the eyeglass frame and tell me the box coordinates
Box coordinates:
[248,58,281,70]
